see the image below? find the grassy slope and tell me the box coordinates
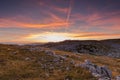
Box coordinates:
[0,44,120,80]
[55,50,120,77]
[0,45,96,80]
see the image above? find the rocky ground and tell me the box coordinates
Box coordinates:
[0,42,120,80]
[41,39,120,58]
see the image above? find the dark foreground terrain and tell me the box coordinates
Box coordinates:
[0,39,120,80]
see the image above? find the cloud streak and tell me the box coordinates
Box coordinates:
[71,10,120,31]
[66,0,73,27]
[0,0,120,43]
[0,15,70,29]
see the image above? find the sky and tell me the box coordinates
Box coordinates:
[0,0,120,44]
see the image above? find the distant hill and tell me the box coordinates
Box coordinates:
[41,39,120,58]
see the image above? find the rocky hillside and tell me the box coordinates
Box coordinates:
[0,44,120,80]
[0,44,96,80]
[41,39,120,58]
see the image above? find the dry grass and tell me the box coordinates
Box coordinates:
[55,50,120,77]
[0,45,96,80]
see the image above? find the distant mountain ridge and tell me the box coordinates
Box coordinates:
[41,39,120,58]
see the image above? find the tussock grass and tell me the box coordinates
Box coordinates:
[0,45,96,80]
[55,50,120,77]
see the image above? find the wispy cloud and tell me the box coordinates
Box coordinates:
[66,0,73,27]
[0,15,70,28]
[71,10,120,31]
[0,0,120,43]
[39,1,68,14]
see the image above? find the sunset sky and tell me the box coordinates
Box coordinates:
[0,0,120,44]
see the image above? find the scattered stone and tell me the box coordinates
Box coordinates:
[45,73,49,77]
[70,59,75,64]
[100,66,112,78]
[53,57,60,62]
[11,51,18,55]
[66,67,70,71]
[25,57,31,61]
[80,60,112,80]
[92,73,101,77]
[98,77,111,80]
[85,59,92,65]
[116,76,120,80]
[74,63,81,67]
[7,48,11,50]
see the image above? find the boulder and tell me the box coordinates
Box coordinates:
[80,60,112,79]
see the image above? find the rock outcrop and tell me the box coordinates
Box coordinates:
[80,60,120,80]
[80,60,112,80]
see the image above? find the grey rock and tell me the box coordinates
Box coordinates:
[98,77,111,80]
[70,59,75,64]
[84,59,93,65]
[66,67,70,71]
[59,55,66,60]
[92,73,101,77]
[116,76,120,80]
[11,51,18,55]
[100,66,112,78]
[25,57,31,61]
[74,64,81,67]
[81,60,112,79]
[53,58,60,62]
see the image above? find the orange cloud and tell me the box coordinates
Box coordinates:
[0,1,74,29]
[0,17,70,28]
[74,33,120,37]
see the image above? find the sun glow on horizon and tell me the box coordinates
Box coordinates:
[25,32,75,42]
[20,32,120,43]
[42,34,69,42]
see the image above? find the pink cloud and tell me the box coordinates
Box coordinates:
[0,16,71,29]
[0,20,68,28]
[71,11,120,31]
[74,33,120,37]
